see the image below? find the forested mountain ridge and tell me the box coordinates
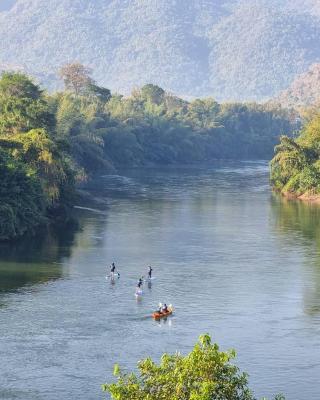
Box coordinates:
[1,0,320,101]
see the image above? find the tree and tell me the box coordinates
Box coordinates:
[1,129,69,203]
[59,63,94,95]
[140,84,165,105]
[0,148,45,240]
[186,98,220,130]
[270,110,320,196]
[102,334,284,400]
[298,112,320,154]
[54,92,112,174]
[270,136,307,191]
[0,72,54,134]
[87,83,111,103]
[0,71,42,99]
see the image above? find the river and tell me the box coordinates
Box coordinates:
[0,162,320,400]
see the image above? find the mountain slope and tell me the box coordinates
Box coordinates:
[1,0,320,100]
[275,63,320,108]
[209,1,320,100]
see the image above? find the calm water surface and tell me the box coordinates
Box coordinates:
[1,162,320,400]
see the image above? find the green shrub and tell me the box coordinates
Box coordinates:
[102,335,284,400]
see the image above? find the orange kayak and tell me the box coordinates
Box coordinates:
[152,309,173,319]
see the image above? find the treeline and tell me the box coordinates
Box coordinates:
[271,108,320,198]
[0,72,76,241]
[0,64,296,240]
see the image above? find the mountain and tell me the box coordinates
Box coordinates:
[209,1,320,100]
[274,63,320,108]
[1,0,320,101]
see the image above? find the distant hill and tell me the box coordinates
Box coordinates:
[209,1,320,101]
[274,64,320,108]
[0,62,24,73]
[1,0,320,101]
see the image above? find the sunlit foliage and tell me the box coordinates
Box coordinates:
[271,110,320,195]
[102,334,285,400]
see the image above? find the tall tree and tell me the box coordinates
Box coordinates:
[59,63,94,95]
[140,84,165,105]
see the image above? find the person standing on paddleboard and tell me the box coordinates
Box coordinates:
[110,262,120,278]
[135,277,143,295]
[148,266,153,279]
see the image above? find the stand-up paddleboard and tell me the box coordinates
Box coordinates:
[144,276,155,282]
[106,272,120,280]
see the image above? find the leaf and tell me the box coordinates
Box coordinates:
[113,363,120,377]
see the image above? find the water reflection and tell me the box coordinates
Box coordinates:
[1,163,320,400]
[272,195,320,244]
[0,222,78,296]
[271,195,320,316]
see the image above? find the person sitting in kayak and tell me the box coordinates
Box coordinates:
[148,266,153,279]
[162,304,168,313]
[137,278,143,288]
[110,263,116,273]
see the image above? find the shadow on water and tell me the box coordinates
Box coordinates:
[0,183,112,300]
[271,194,320,316]
[0,221,79,297]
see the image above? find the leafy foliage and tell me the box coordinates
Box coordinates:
[1,129,69,202]
[0,149,45,241]
[0,73,75,240]
[0,72,54,134]
[271,111,320,196]
[102,334,284,400]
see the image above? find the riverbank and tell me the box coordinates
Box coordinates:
[280,191,320,204]
[0,71,297,241]
[270,111,320,202]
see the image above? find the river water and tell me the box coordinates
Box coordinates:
[0,162,320,400]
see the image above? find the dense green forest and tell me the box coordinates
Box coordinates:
[270,109,320,198]
[0,65,295,241]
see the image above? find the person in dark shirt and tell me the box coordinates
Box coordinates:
[110,263,116,273]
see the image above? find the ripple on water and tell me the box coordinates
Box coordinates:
[1,162,320,400]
